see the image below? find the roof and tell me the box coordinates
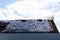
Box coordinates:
[0,19,58,33]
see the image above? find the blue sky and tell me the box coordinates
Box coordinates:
[0,0,60,18]
[42,2,60,12]
[0,0,18,8]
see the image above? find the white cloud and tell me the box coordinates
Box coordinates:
[0,0,57,20]
[0,0,60,20]
[4,0,54,19]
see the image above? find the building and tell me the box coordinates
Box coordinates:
[0,19,58,33]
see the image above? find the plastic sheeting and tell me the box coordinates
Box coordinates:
[2,20,53,32]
